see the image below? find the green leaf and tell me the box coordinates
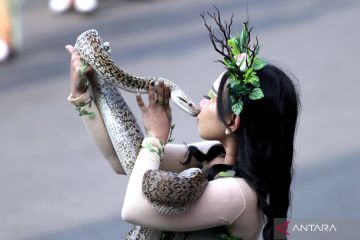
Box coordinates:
[223,58,231,67]
[167,124,175,143]
[244,67,254,80]
[229,76,239,87]
[235,36,242,53]
[79,60,89,79]
[249,87,264,100]
[231,100,243,115]
[254,44,261,55]
[240,23,249,52]
[217,170,236,178]
[223,57,238,72]
[244,74,259,86]
[148,148,157,153]
[156,148,162,156]
[230,94,237,106]
[230,82,242,94]
[143,143,154,149]
[227,38,240,55]
[208,90,217,100]
[252,58,267,70]
[223,58,234,69]
[251,79,260,88]
[88,112,96,119]
[230,72,239,82]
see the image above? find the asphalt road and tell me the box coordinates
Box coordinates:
[1,0,359,239]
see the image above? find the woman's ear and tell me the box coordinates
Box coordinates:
[227,114,241,133]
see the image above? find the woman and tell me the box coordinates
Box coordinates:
[66,14,300,240]
[0,0,22,63]
[49,0,98,14]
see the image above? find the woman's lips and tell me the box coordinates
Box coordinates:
[199,98,210,110]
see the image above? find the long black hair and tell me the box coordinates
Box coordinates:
[185,64,299,239]
[215,64,300,239]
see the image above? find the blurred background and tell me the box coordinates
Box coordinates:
[0,0,359,239]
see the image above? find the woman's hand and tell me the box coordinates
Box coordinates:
[65,45,95,98]
[136,81,172,144]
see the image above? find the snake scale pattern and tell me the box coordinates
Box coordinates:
[74,29,208,239]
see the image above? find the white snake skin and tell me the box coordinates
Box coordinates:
[74,29,207,239]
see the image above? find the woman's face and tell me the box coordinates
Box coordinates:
[197,75,227,140]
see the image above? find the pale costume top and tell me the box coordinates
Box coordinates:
[69,89,264,240]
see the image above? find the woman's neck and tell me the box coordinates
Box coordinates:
[204,136,238,168]
[221,136,238,166]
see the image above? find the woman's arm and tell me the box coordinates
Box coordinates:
[122,75,246,231]
[67,87,218,174]
[65,45,217,174]
[68,88,126,174]
[121,139,246,231]
[68,88,212,174]
[66,45,125,174]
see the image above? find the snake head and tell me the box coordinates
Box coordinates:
[170,89,201,117]
[75,29,111,61]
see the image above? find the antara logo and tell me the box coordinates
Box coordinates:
[275,220,290,236]
[274,221,337,236]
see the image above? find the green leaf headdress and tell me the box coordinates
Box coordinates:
[201,7,267,115]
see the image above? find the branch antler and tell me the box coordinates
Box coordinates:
[201,6,234,61]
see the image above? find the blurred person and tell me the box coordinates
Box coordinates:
[0,0,22,63]
[49,0,98,14]
[65,9,300,240]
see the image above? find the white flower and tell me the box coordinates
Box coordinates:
[235,53,248,72]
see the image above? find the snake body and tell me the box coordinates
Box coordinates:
[75,29,200,117]
[74,29,207,239]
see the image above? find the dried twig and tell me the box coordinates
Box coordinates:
[201,6,234,60]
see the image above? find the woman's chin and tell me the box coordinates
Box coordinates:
[197,130,206,139]
[198,132,212,141]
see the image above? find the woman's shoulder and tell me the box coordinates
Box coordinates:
[211,177,259,216]
[216,177,262,239]
[233,178,258,203]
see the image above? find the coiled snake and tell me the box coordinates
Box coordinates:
[74,29,208,239]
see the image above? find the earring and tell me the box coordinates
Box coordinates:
[225,128,231,135]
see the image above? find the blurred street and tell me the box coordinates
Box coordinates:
[0,0,359,239]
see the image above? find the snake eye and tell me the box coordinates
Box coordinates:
[102,42,111,53]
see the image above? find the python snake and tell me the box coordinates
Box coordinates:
[74,29,207,239]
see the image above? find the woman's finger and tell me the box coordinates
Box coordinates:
[163,84,172,123]
[71,54,81,62]
[66,45,82,68]
[148,81,156,106]
[157,81,165,104]
[136,93,146,111]
[65,45,77,55]
[164,84,171,105]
